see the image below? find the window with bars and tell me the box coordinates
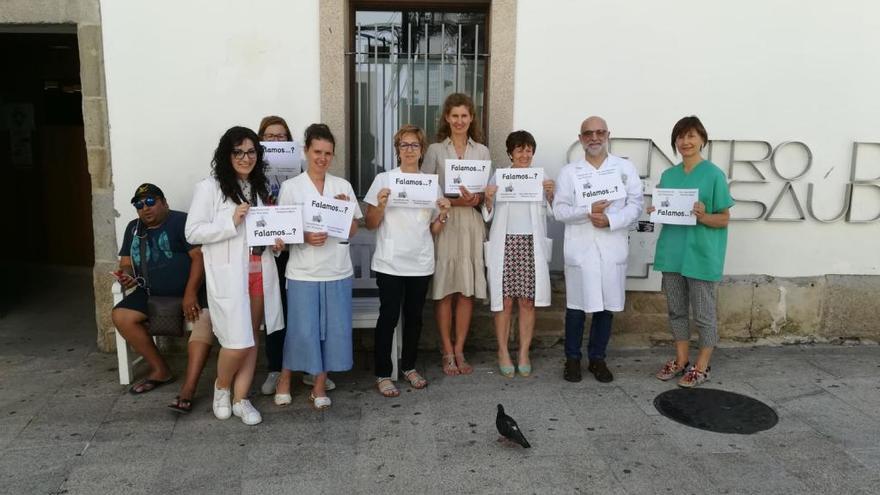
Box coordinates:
[349,9,489,196]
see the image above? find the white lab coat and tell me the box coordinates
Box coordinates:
[481,198,553,312]
[185,178,284,348]
[553,155,643,313]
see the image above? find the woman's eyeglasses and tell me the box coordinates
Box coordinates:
[232,149,258,160]
[398,143,421,151]
[262,133,289,141]
[133,196,157,210]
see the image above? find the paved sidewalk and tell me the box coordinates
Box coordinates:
[1,269,879,494]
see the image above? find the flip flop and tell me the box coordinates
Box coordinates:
[167,396,192,414]
[128,376,175,395]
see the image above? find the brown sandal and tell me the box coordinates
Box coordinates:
[402,369,428,389]
[442,354,459,376]
[376,378,400,397]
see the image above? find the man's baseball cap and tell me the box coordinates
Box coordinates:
[130,183,165,203]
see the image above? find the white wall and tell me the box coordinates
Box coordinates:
[515,0,880,277]
[101,0,321,244]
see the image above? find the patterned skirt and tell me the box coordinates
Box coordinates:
[502,234,535,300]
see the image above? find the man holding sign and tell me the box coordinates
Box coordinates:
[553,116,643,384]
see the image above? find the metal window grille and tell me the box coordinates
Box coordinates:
[349,10,489,196]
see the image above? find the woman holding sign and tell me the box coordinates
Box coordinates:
[186,126,285,426]
[650,116,734,388]
[274,124,363,409]
[421,93,491,376]
[364,125,451,397]
[482,131,555,377]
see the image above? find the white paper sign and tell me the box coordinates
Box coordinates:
[302,196,356,239]
[575,168,627,207]
[444,159,492,195]
[261,141,302,200]
[494,168,544,202]
[246,206,304,246]
[650,188,699,225]
[388,172,440,208]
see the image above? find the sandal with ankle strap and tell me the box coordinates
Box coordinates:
[402,369,428,389]
[376,378,400,397]
[455,353,473,375]
[442,354,459,376]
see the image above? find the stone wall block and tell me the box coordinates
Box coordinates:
[717,278,755,340]
[77,23,104,98]
[82,97,106,148]
[750,277,823,338]
[90,189,118,261]
[92,261,117,352]
[86,147,110,189]
[821,275,880,339]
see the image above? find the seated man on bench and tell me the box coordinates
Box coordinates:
[112,183,212,413]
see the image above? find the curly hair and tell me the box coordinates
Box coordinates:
[435,93,484,144]
[211,126,270,205]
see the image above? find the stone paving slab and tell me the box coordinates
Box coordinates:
[2,271,880,494]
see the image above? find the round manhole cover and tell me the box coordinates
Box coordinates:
[654,388,778,434]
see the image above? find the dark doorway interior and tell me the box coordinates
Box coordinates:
[0,31,92,313]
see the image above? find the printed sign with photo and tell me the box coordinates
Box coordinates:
[494,168,545,202]
[575,168,627,207]
[302,195,356,239]
[650,188,699,225]
[444,159,492,195]
[261,141,302,200]
[388,172,440,208]
[245,206,304,246]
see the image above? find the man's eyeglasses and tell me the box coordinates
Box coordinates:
[398,143,421,151]
[262,134,289,141]
[232,149,258,160]
[133,196,157,210]
[580,129,608,139]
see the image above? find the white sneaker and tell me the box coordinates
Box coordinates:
[212,383,231,420]
[261,371,281,395]
[302,374,336,391]
[232,399,262,426]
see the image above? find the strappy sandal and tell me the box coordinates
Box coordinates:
[402,369,428,389]
[442,354,459,376]
[376,378,400,397]
[455,353,473,375]
[308,392,332,410]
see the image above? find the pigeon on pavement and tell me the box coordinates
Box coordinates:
[496,404,531,448]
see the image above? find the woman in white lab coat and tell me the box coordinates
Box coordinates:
[482,131,554,377]
[186,126,284,426]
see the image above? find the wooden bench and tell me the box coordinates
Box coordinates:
[113,230,401,384]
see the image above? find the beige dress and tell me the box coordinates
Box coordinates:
[422,137,491,300]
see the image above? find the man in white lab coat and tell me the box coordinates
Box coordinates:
[553,116,643,383]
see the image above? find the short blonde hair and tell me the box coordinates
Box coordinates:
[393,125,428,167]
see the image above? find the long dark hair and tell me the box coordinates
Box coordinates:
[211,126,270,205]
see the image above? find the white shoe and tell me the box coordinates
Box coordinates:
[302,374,336,391]
[212,383,231,420]
[232,399,262,425]
[261,371,281,395]
[274,393,292,406]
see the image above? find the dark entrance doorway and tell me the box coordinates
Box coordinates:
[0,29,93,313]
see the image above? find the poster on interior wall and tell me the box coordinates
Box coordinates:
[245,206,304,246]
[261,141,303,202]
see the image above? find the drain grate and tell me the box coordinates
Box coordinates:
[654,388,778,434]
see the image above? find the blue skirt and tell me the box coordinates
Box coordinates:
[282,277,353,375]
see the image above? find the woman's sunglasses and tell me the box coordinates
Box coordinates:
[133,196,158,210]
